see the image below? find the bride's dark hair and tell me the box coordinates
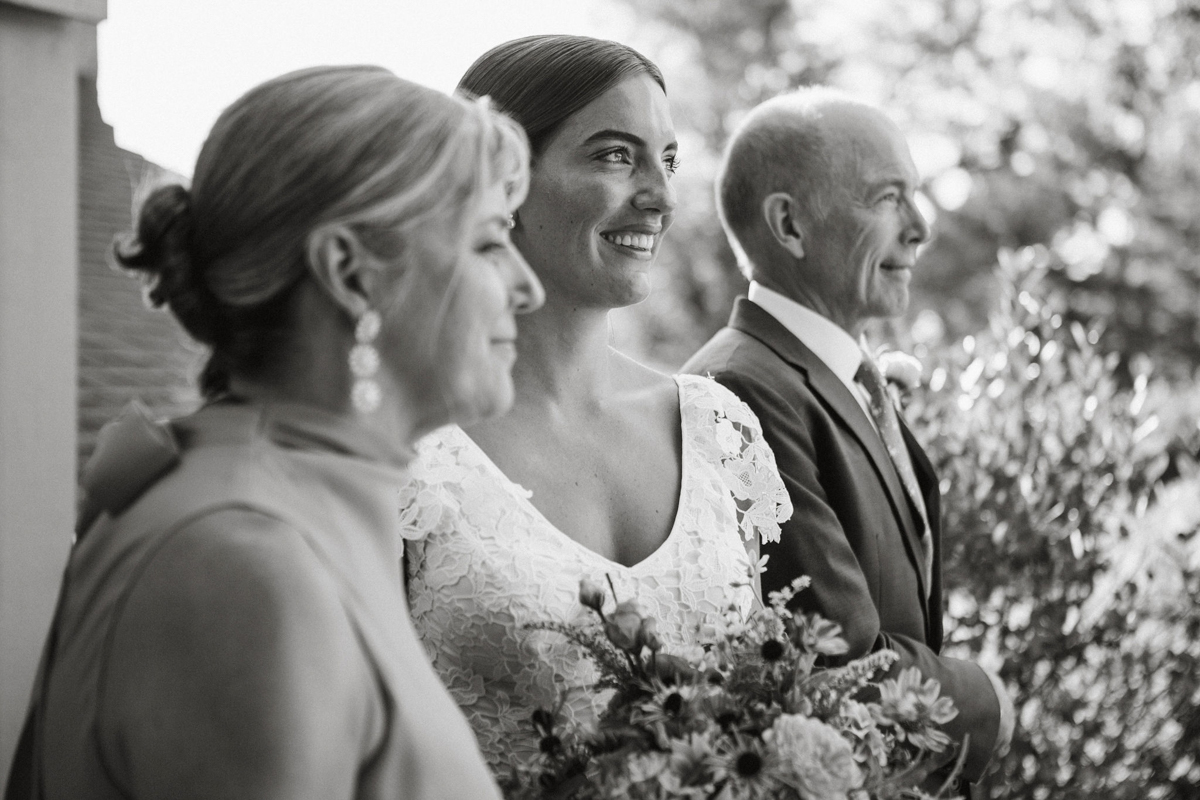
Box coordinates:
[458,35,665,156]
[114,65,529,398]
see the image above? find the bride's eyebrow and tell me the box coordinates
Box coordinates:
[582,129,643,147]
[581,129,678,153]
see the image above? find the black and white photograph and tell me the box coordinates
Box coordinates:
[1,1,1198,798]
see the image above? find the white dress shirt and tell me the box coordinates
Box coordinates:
[747,281,874,421]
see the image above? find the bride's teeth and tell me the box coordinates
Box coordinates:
[604,233,654,250]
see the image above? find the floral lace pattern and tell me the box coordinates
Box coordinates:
[400,374,792,770]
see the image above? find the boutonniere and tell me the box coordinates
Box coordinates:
[875,350,924,407]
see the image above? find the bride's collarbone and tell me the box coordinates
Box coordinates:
[473,410,684,566]
[504,418,677,490]
[483,379,680,461]
[527,405,679,478]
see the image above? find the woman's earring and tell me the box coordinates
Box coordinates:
[350,309,382,414]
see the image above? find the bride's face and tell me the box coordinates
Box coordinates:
[381,178,543,429]
[511,73,678,310]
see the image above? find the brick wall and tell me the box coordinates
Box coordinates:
[77,76,200,470]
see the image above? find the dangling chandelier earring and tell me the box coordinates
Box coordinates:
[349,309,382,414]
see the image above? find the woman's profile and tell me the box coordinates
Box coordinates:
[9,65,542,800]
[400,35,792,769]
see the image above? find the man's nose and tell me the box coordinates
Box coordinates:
[904,197,931,246]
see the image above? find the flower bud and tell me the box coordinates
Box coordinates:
[652,654,698,686]
[604,599,645,652]
[639,617,662,652]
[578,577,606,612]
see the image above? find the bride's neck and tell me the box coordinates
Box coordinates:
[508,300,617,409]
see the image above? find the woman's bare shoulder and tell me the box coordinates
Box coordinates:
[611,349,677,399]
[99,508,382,799]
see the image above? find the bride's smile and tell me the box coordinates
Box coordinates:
[511,71,678,310]
[401,34,790,775]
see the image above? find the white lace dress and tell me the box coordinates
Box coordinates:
[399,374,792,770]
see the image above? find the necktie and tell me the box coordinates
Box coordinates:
[855,356,933,596]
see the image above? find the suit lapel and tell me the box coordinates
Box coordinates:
[728,298,933,611]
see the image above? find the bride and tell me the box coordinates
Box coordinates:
[399,35,792,769]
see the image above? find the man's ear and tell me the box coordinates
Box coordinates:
[305,224,384,320]
[762,192,806,260]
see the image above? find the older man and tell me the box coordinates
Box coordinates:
[683,88,1013,783]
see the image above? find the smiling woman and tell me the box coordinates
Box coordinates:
[8,65,543,800]
[512,71,678,308]
[398,35,793,772]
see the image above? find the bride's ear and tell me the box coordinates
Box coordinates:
[306,224,384,319]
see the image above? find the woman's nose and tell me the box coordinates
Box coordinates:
[633,162,678,216]
[506,247,544,314]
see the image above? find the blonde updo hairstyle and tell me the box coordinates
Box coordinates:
[114,65,529,398]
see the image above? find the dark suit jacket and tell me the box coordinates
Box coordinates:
[683,298,1001,781]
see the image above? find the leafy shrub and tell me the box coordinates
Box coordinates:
[904,247,1200,798]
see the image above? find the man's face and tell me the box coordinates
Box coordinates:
[798,107,930,336]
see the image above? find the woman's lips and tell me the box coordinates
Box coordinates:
[600,231,655,251]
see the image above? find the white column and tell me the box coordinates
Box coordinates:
[0,0,104,780]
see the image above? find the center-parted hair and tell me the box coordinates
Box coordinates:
[457,35,665,156]
[114,65,529,397]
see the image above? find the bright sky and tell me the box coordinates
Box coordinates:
[97,0,628,177]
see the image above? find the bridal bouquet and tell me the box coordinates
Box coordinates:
[503,577,964,800]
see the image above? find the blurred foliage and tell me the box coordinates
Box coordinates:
[614,0,1200,378]
[608,3,1200,794]
[902,247,1200,798]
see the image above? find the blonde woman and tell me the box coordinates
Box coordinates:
[7,66,542,800]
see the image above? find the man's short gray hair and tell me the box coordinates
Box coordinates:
[716,86,858,279]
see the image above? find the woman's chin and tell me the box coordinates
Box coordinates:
[603,270,653,309]
[448,383,514,429]
[628,275,653,305]
[621,284,653,309]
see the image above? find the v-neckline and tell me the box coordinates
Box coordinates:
[453,374,691,573]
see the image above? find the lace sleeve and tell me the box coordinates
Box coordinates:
[397,431,461,543]
[682,376,794,547]
[397,426,525,542]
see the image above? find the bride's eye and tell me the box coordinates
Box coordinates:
[598,147,633,166]
[664,155,681,175]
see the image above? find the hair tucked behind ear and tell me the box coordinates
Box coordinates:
[112,65,529,399]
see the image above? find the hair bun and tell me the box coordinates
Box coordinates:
[113,184,217,345]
